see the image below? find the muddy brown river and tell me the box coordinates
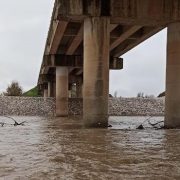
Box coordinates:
[0,116,180,180]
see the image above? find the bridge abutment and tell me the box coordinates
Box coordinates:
[56,67,68,117]
[83,17,110,128]
[165,22,180,128]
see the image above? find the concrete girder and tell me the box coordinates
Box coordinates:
[38,55,123,88]
[57,0,180,26]
[38,74,55,85]
[66,25,83,55]
[65,23,119,56]
[110,25,142,51]
[111,26,164,57]
[44,54,83,68]
[47,21,68,54]
[43,54,123,70]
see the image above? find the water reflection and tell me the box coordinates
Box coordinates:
[0,116,180,179]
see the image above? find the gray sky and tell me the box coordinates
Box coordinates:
[0,0,166,97]
[110,29,167,97]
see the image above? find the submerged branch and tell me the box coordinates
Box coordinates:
[148,120,164,127]
[0,116,26,127]
[137,116,164,130]
[0,122,6,127]
[136,116,153,129]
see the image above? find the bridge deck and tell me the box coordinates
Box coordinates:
[37,0,180,128]
[38,0,180,85]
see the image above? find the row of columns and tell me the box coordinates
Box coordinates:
[43,82,55,98]
[43,17,109,127]
[43,75,83,99]
[43,17,180,128]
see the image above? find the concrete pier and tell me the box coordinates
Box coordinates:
[83,17,110,127]
[76,77,83,98]
[38,0,180,128]
[44,89,48,98]
[53,81,56,97]
[48,82,53,97]
[56,67,68,116]
[165,23,180,128]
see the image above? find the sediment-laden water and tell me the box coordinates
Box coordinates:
[0,116,180,180]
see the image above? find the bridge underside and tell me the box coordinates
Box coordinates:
[38,0,180,128]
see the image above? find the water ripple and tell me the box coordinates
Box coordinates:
[0,116,180,179]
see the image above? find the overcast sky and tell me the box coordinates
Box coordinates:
[0,0,166,97]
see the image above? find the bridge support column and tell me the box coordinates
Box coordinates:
[44,89,48,98]
[56,67,68,116]
[48,82,53,97]
[76,77,83,98]
[83,17,110,128]
[68,83,72,97]
[165,22,180,128]
[53,81,56,97]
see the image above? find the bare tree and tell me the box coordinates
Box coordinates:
[137,92,144,98]
[114,91,118,98]
[3,81,23,96]
[145,94,155,98]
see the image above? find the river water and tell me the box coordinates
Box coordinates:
[0,116,180,180]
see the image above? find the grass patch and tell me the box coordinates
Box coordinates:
[23,86,39,97]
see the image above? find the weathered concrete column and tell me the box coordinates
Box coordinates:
[83,17,110,127]
[53,81,56,97]
[44,89,48,98]
[68,83,73,97]
[76,77,83,98]
[56,67,68,116]
[165,22,180,128]
[48,82,54,97]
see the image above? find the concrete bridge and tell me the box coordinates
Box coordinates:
[38,0,180,128]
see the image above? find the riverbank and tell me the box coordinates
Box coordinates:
[0,96,164,116]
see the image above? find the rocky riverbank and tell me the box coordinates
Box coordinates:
[109,97,164,116]
[0,96,164,116]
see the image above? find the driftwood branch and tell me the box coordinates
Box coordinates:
[136,116,153,129]
[148,120,164,126]
[0,122,6,127]
[0,116,26,127]
[137,116,164,130]
[148,120,164,129]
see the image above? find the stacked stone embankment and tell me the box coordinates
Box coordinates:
[109,97,164,116]
[0,96,164,116]
[0,96,55,116]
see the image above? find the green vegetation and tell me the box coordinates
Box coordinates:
[23,86,39,97]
